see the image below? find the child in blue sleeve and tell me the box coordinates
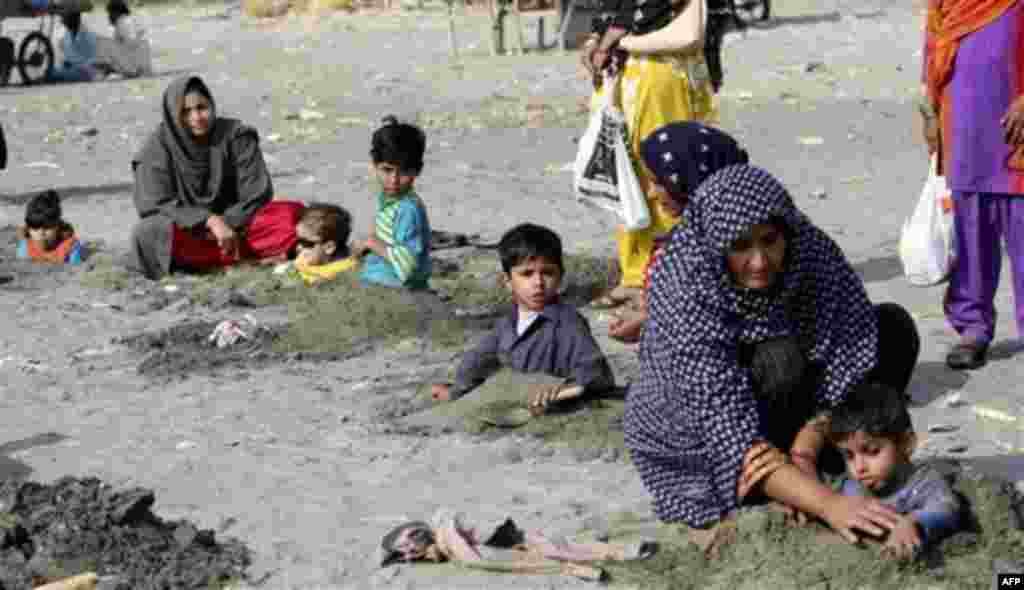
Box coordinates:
[16,190,85,265]
[351,116,432,290]
[825,383,962,560]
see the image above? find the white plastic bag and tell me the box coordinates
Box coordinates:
[899,155,956,286]
[573,75,651,231]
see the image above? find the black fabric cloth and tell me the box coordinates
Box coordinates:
[591,0,738,92]
[128,75,273,279]
[747,302,921,476]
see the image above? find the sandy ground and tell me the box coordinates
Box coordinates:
[0,0,1021,588]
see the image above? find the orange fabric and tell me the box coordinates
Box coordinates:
[926,0,1019,104]
[25,224,79,263]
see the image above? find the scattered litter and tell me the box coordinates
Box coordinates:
[972,405,1018,424]
[208,319,255,349]
[735,91,754,101]
[24,161,60,169]
[804,61,826,73]
[164,284,180,293]
[176,441,198,451]
[266,133,282,143]
[272,261,294,275]
[941,393,966,408]
[299,109,325,121]
[810,188,828,200]
[798,136,825,146]
[928,424,959,434]
[946,444,968,454]
[77,126,99,137]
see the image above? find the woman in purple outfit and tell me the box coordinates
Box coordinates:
[923,0,1024,369]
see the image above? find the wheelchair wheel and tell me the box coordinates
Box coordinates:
[17,31,53,85]
[733,0,770,24]
[0,37,14,87]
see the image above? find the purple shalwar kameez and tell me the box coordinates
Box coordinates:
[939,2,1024,344]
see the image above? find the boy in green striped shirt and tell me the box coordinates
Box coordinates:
[352,116,433,289]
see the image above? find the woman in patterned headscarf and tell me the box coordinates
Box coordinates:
[624,165,921,549]
[608,121,748,343]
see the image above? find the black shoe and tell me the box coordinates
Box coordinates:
[946,342,988,370]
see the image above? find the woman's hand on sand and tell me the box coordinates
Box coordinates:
[431,384,451,402]
[823,495,901,544]
[881,514,922,560]
[206,215,239,259]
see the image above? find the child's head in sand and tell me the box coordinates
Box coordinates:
[24,189,69,251]
[825,383,918,493]
[295,203,352,266]
[499,223,565,312]
[370,116,426,198]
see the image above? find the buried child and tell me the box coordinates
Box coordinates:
[825,383,963,560]
[16,190,85,265]
[293,203,359,285]
[352,116,433,290]
[432,223,615,414]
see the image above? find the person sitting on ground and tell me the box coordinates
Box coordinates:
[350,116,432,290]
[624,164,923,555]
[431,223,615,415]
[47,11,99,83]
[129,75,305,280]
[824,382,962,560]
[293,203,359,285]
[16,189,84,265]
[94,0,153,79]
[608,121,749,343]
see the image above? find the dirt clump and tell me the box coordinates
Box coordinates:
[0,476,251,590]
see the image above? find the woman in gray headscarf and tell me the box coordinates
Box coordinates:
[129,75,303,279]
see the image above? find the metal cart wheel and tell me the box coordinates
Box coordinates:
[17,30,53,85]
[732,0,770,24]
[0,37,14,86]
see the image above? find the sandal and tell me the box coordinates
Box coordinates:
[946,341,988,370]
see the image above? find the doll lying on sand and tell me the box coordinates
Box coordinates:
[379,509,656,581]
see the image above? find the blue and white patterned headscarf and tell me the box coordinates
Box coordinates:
[624,164,880,526]
[640,122,749,205]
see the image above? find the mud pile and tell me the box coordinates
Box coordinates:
[0,477,251,590]
[119,320,355,380]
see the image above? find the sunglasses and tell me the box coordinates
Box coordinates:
[295,238,322,249]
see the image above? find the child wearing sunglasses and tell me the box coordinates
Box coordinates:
[293,203,358,285]
[16,190,85,265]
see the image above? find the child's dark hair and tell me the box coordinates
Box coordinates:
[299,203,352,257]
[25,190,63,229]
[498,223,564,274]
[370,116,426,174]
[106,0,130,25]
[824,382,913,444]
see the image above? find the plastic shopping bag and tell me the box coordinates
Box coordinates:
[899,155,955,286]
[573,76,651,231]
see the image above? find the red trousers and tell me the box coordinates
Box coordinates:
[171,200,305,271]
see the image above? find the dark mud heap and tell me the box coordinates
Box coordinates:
[0,477,250,590]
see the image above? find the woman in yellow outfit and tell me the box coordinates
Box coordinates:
[583,0,733,306]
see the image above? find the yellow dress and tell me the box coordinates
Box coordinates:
[592,52,718,288]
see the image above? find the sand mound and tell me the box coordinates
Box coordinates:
[0,477,251,589]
